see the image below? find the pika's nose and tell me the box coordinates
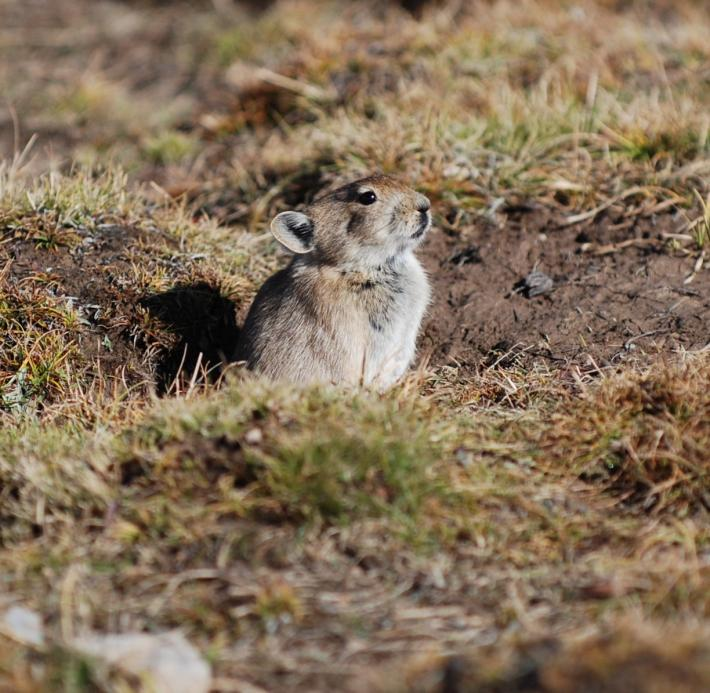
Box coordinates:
[416,194,431,214]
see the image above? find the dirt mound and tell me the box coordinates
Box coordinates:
[1,223,149,408]
[421,209,710,373]
[0,218,237,412]
[2,200,707,413]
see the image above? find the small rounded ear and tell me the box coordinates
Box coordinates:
[270,211,314,254]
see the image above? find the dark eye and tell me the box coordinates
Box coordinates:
[358,190,377,205]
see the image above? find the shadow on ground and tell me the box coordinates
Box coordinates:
[141,283,240,392]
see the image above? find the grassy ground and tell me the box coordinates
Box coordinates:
[0,0,708,691]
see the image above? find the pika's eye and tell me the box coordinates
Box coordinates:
[358,190,377,205]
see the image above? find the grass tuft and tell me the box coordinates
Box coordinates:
[116,382,455,541]
[535,354,710,514]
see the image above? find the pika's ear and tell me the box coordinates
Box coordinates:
[270,211,314,254]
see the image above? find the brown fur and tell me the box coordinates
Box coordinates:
[236,175,432,388]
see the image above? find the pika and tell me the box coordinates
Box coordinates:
[236,175,432,389]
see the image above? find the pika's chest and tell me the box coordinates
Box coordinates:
[357,265,428,341]
[364,282,408,335]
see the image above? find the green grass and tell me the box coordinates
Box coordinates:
[143,131,200,166]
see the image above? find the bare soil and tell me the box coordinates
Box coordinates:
[3,206,708,395]
[421,209,710,373]
[1,223,155,388]
[1,221,239,396]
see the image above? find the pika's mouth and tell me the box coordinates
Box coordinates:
[412,215,430,239]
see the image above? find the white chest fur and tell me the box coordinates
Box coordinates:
[359,253,430,388]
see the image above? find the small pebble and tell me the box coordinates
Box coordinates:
[513,270,554,298]
[244,428,263,445]
[0,605,44,646]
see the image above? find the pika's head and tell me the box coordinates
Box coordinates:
[270,175,431,267]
